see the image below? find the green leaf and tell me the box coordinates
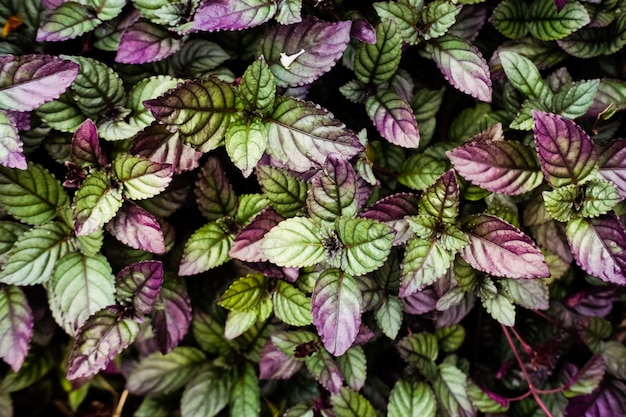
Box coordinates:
[192,309,233,356]
[373,1,420,44]
[225,118,268,178]
[0,110,25,170]
[336,346,367,391]
[0,393,10,417]
[365,89,420,148]
[491,0,529,39]
[0,285,32,372]
[577,316,611,353]
[449,102,492,141]
[307,154,359,223]
[601,341,626,379]
[432,363,475,417]
[0,348,53,393]
[145,77,238,152]
[179,222,234,276]
[235,194,269,226]
[229,363,260,417]
[564,355,605,397]
[126,75,182,130]
[388,380,436,417]
[553,79,599,119]
[261,217,325,268]
[400,237,454,298]
[419,0,461,40]
[272,280,312,326]
[218,274,267,311]
[86,0,126,21]
[481,292,516,326]
[528,0,590,41]
[336,217,395,276]
[330,387,376,417]
[37,2,102,42]
[500,278,549,310]
[224,309,258,340]
[420,170,459,223]
[276,0,302,24]
[0,222,72,285]
[240,57,276,114]
[113,155,173,200]
[0,163,69,225]
[354,19,402,85]
[435,325,465,352]
[0,221,28,264]
[73,170,123,236]
[126,346,206,396]
[499,51,552,102]
[399,153,447,191]
[374,295,402,339]
[305,346,343,393]
[543,180,622,222]
[397,332,439,380]
[181,365,233,417]
[557,14,626,58]
[36,92,87,133]
[467,381,509,413]
[195,156,238,221]
[256,165,307,217]
[48,252,116,336]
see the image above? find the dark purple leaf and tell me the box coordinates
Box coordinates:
[116,261,164,315]
[242,262,299,282]
[598,138,626,198]
[106,203,166,254]
[567,288,619,318]
[67,307,139,381]
[4,110,30,131]
[365,89,420,149]
[435,293,476,328]
[71,119,107,168]
[361,193,420,245]
[230,207,284,262]
[566,378,626,417]
[554,0,567,12]
[42,0,65,8]
[0,286,33,371]
[193,0,277,32]
[151,276,192,354]
[116,20,183,64]
[566,214,626,285]
[532,111,598,187]
[403,287,438,315]
[351,18,376,44]
[461,214,549,279]
[0,54,79,112]
[259,341,303,379]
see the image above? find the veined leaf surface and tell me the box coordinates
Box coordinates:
[0,286,32,372]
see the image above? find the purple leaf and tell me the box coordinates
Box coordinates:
[116,20,183,64]
[67,307,139,381]
[242,262,299,282]
[311,269,362,356]
[529,221,573,263]
[566,214,626,285]
[106,203,166,254]
[4,110,30,131]
[116,261,164,315]
[567,378,626,417]
[568,288,619,318]
[361,193,420,245]
[0,54,79,112]
[532,111,598,187]
[0,110,26,170]
[447,140,543,195]
[71,119,107,168]
[366,89,420,149]
[259,342,303,379]
[193,0,277,32]
[42,0,65,8]
[307,154,359,223]
[151,276,192,354]
[403,287,438,315]
[230,207,284,262]
[351,18,376,44]
[598,138,626,198]
[461,214,550,279]
[306,347,344,393]
[0,286,33,371]
[554,0,567,12]
[259,18,352,87]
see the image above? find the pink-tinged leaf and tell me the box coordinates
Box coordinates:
[259,342,303,379]
[461,214,549,279]
[529,221,573,263]
[0,55,79,112]
[403,287,438,315]
[366,89,420,149]
[567,379,626,417]
[116,261,164,315]
[230,207,284,262]
[0,110,26,170]
[532,111,598,187]
[193,0,277,32]
[566,214,626,285]
[151,276,192,354]
[0,286,33,371]
[116,20,183,64]
[568,288,619,318]
[311,269,362,356]
[307,154,359,223]
[305,347,344,393]
[428,35,492,103]
[599,138,626,198]
[195,156,237,221]
[260,18,351,87]
[106,203,166,254]
[71,119,107,168]
[351,18,376,44]
[42,0,66,8]
[242,262,299,282]
[361,193,420,245]
[4,110,30,131]
[67,306,139,381]
[131,125,202,175]
[448,140,543,195]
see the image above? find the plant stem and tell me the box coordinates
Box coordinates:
[113,389,128,417]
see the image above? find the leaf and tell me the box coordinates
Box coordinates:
[259,18,351,87]
[373,1,419,44]
[36,92,87,133]
[336,346,366,391]
[0,222,72,286]
[261,217,325,268]
[193,0,277,32]
[71,119,107,168]
[388,380,437,417]
[229,362,260,417]
[461,214,549,278]
[224,309,258,340]
[273,280,312,326]
[599,138,626,197]
[528,0,590,41]
[0,286,33,372]
[374,295,402,339]
[145,77,238,152]
[276,0,301,24]
[0,221,28,265]
[481,292,516,326]
[400,237,453,298]
[37,2,101,42]
[240,56,276,114]
[566,214,626,285]
[0,163,69,225]
[152,276,192,353]
[195,156,237,221]
[533,111,598,187]
[419,0,461,40]
[116,20,183,64]
[48,252,115,337]
[566,378,626,416]
[500,278,549,310]
[447,139,543,195]
[73,170,123,236]
[0,348,54,393]
[354,19,402,85]
[181,365,233,417]
[256,165,307,217]
[307,154,359,223]
[432,363,475,417]
[335,217,395,276]
[330,387,376,417]
[115,260,164,315]
[179,222,233,276]
[360,193,420,245]
[435,325,466,352]
[112,155,173,200]
[467,382,509,413]
[126,75,183,129]
[305,347,343,393]
[543,180,622,222]
[554,79,599,119]
[420,170,460,223]
[398,153,447,191]
[230,207,282,262]
[225,118,268,178]
[259,342,302,379]
[498,51,552,102]
[126,346,206,396]
[264,96,364,172]
[397,332,438,380]
[131,125,202,175]
[0,111,25,170]
[192,309,233,356]
[106,203,166,254]
[312,269,361,356]
[565,355,606,397]
[491,0,529,39]
[428,34,492,103]
[218,274,266,311]
[67,307,139,380]
[365,89,420,148]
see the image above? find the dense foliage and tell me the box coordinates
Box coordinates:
[0,0,626,416]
